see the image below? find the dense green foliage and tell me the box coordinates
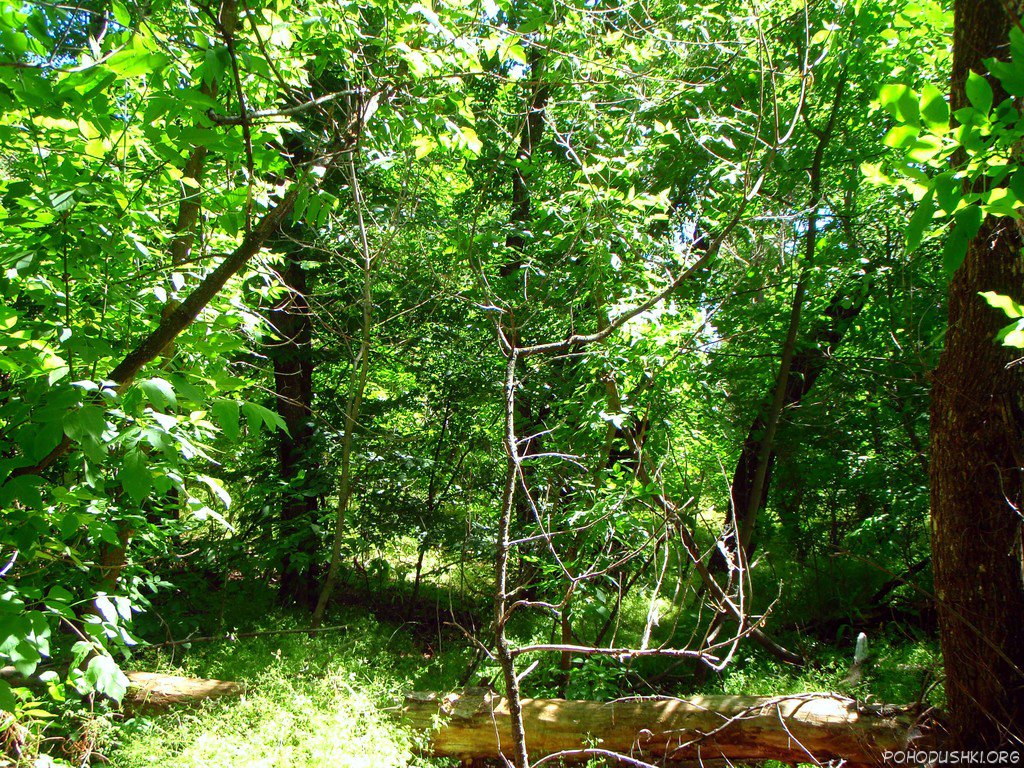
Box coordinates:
[1,0,1020,762]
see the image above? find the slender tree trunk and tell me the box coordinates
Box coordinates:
[930,0,1024,746]
[494,351,530,768]
[85,0,239,600]
[503,47,550,545]
[714,73,850,572]
[311,157,374,628]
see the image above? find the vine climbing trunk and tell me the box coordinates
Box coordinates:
[929,0,1024,746]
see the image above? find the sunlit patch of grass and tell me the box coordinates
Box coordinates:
[109,609,464,768]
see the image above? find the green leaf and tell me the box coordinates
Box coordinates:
[118,449,152,504]
[999,321,1024,347]
[965,70,993,115]
[883,124,919,149]
[943,205,984,278]
[988,59,1024,98]
[93,595,118,624]
[919,83,949,129]
[0,680,15,712]
[111,0,131,26]
[107,49,168,78]
[981,291,1024,319]
[197,474,231,508]
[11,639,41,676]
[81,405,106,438]
[905,190,935,254]
[140,377,177,411]
[0,476,45,510]
[935,172,962,214]
[84,655,129,702]
[31,420,64,462]
[241,402,289,435]
[878,84,920,124]
[1012,26,1024,63]
[212,399,240,441]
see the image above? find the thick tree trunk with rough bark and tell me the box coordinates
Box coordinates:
[930,0,1024,747]
[397,689,917,765]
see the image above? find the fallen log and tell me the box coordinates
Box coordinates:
[122,672,246,713]
[0,667,246,713]
[397,688,918,766]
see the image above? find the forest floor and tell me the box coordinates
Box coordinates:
[75,575,941,768]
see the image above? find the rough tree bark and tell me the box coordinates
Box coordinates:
[929,0,1024,747]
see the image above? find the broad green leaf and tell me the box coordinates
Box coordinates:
[84,655,129,702]
[988,59,1024,97]
[111,1,131,26]
[883,124,919,149]
[919,83,949,129]
[107,49,168,78]
[943,205,984,278]
[197,474,231,508]
[934,172,962,214]
[212,399,240,441]
[10,639,41,676]
[878,84,919,124]
[965,70,993,115]
[118,449,152,504]
[0,476,44,510]
[905,190,935,254]
[241,402,289,435]
[981,291,1024,319]
[1001,322,1024,347]
[0,680,15,712]
[93,595,118,624]
[140,377,177,411]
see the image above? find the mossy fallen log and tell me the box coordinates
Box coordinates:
[397,688,917,766]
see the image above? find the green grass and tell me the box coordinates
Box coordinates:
[106,606,468,768]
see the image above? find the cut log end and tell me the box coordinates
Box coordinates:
[396,689,921,766]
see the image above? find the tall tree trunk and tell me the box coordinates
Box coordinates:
[713,73,851,573]
[501,46,551,595]
[713,265,871,571]
[930,0,1024,746]
[269,252,321,608]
